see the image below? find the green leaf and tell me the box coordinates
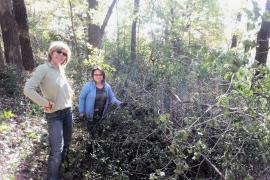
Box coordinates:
[0,110,15,119]
[224,72,232,80]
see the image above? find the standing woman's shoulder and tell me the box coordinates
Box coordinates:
[81,80,94,91]
[27,63,49,79]
[104,81,112,88]
[34,62,48,71]
[87,80,96,88]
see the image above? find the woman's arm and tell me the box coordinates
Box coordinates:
[107,84,122,106]
[24,65,48,107]
[79,83,90,115]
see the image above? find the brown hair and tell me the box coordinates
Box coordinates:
[91,65,106,81]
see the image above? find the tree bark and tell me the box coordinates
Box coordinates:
[100,0,117,38]
[231,13,241,48]
[0,0,23,69]
[255,0,270,65]
[231,35,237,48]
[68,0,79,56]
[12,0,35,71]
[87,0,101,48]
[131,0,140,63]
[87,0,117,49]
[0,39,4,66]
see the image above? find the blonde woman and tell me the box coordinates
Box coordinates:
[24,41,73,180]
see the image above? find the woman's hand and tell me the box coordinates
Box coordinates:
[44,101,55,112]
[119,102,128,108]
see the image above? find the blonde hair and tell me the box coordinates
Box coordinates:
[48,41,71,64]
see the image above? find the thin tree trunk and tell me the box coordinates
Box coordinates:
[0,39,4,66]
[0,0,23,70]
[12,0,35,71]
[163,76,171,114]
[123,0,140,90]
[130,0,140,63]
[99,0,117,45]
[231,35,237,48]
[255,0,270,65]
[87,0,117,49]
[68,0,79,56]
[116,0,121,67]
[231,13,242,49]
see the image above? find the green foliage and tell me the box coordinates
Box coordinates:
[0,122,12,134]
[83,46,116,76]
[0,66,24,96]
[234,67,253,97]
[243,39,256,52]
[156,113,170,130]
[23,99,44,117]
[151,0,225,47]
[68,109,174,179]
[3,0,268,179]
[0,110,15,119]
[243,1,261,23]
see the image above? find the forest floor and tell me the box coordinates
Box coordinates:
[0,95,48,180]
[3,79,270,180]
[2,94,270,180]
[0,94,114,180]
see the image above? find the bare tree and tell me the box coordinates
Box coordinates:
[87,0,117,49]
[255,0,270,65]
[130,0,140,63]
[100,0,117,40]
[0,0,23,69]
[12,0,35,71]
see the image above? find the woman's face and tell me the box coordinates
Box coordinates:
[50,48,68,66]
[93,69,104,83]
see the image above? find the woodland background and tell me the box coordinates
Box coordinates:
[0,0,270,179]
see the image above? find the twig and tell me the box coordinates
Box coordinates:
[200,153,225,179]
[169,89,182,103]
[231,141,245,161]
[217,73,235,99]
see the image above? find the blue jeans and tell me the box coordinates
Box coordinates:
[45,108,72,180]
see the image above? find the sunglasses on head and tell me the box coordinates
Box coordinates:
[56,49,67,57]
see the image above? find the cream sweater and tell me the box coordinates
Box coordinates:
[24,62,73,113]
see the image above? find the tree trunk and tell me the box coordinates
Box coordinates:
[68,0,79,56]
[12,0,35,71]
[231,13,241,49]
[0,0,23,69]
[163,76,171,114]
[87,0,101,48]
[100,0,117,38]
[131,0,140,63]
[88,24,101,48]
[255,0,270,65]
[0,39,4,66]
[231,35,237,48]
[87,0,117,49]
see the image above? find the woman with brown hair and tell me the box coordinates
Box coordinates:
[79,66,126,136]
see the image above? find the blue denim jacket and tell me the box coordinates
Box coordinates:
[79,80,122,118]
